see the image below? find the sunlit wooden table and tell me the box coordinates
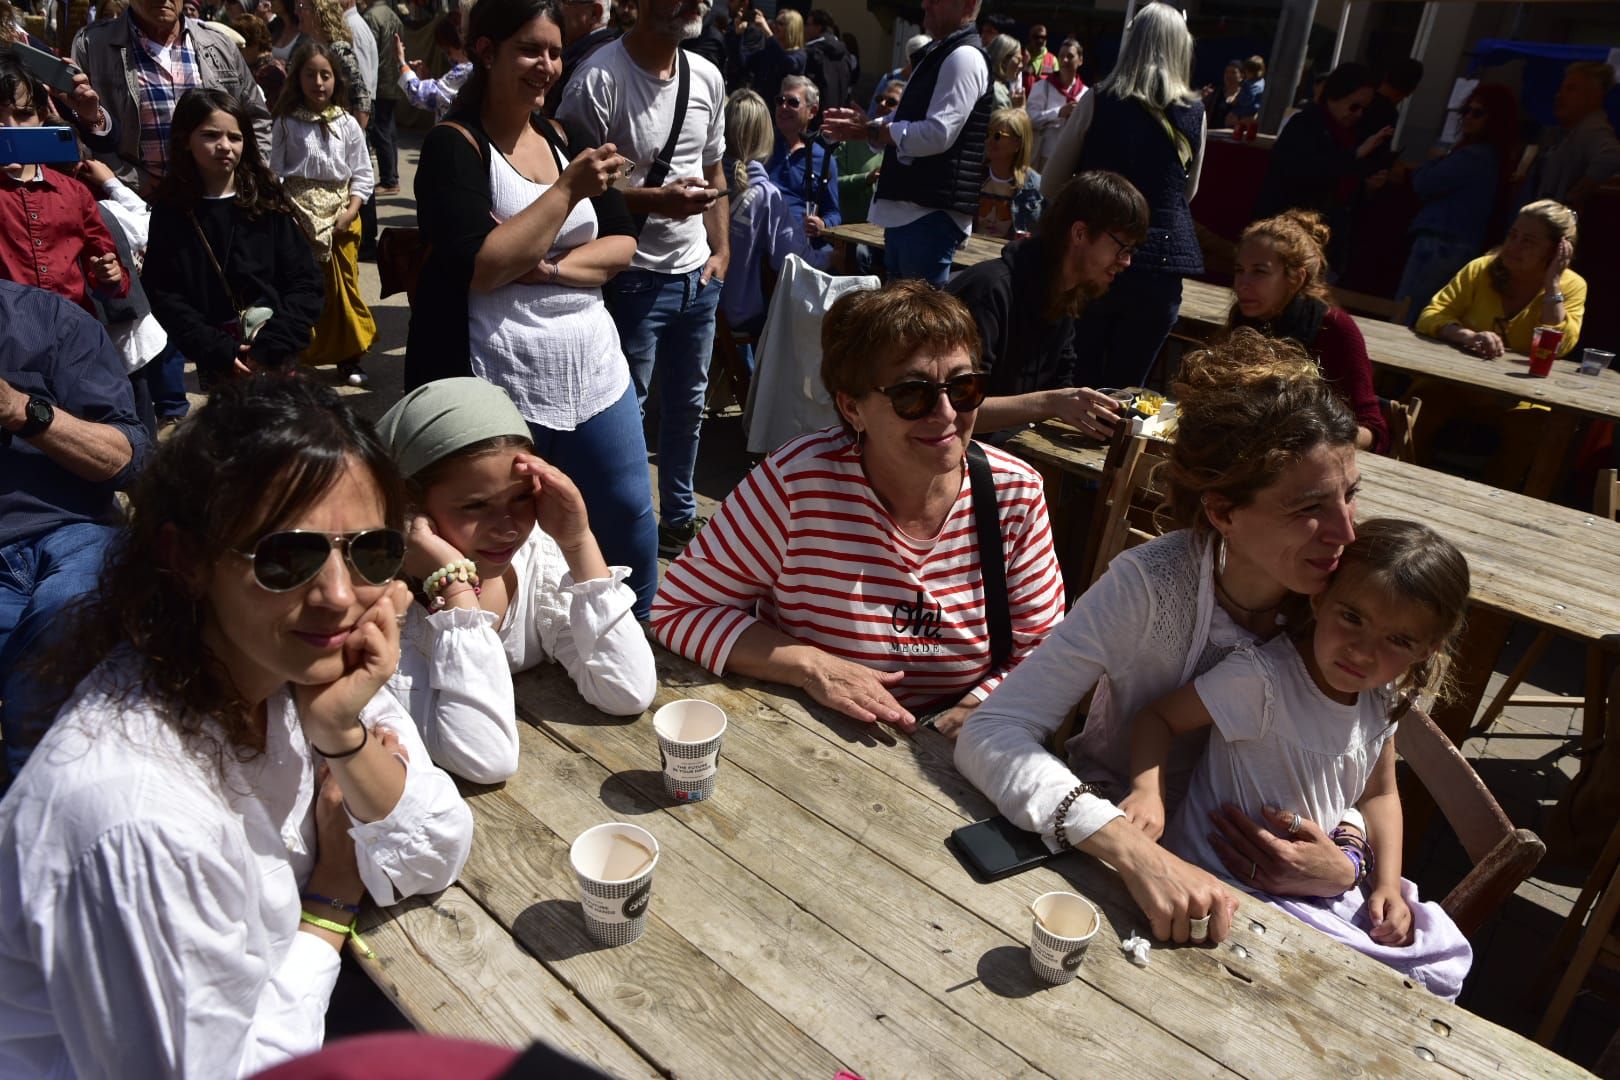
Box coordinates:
[353,641,1584,1078]
[1177,279,1620,499]
[823,220,1005,275]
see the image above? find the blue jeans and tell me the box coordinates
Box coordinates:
[605,267,721,529]
[1069,268,1184,390]
[0,522,119,786]
[884,211,966,287]
[527,383,659,621]
[1396,234,1476,329]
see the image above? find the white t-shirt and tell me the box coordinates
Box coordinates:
[1165,633,1397,889]
[557,40,726,275]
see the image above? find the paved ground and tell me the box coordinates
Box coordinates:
[231,130,1617,1072]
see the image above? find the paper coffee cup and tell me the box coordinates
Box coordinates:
[1029,891,1101,985]
[570,822,660,947]
[653,699,727,802]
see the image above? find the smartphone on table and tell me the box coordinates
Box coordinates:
[949,815,1058,883]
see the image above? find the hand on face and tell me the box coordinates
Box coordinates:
[512,452,594,552]
[293,578,411,737]
[403,512,467,581]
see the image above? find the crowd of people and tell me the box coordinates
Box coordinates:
[0,0,1617,1072]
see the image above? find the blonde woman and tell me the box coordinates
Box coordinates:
[987,33,1024,109]
[745,7,805,104]
[1412,199,1586,487]
[296,0,370,123]
[1417,199,1584,359]
[977,106,1043,240]
[722,89,804,358]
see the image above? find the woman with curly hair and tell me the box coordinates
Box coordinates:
[958,330,1367,946]
[0,377,473,1077]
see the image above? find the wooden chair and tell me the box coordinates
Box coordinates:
[1379,395,1423,464]
[1081,430,1172,589]
[1471,470,1620,740]
[1536,814,1620,1046]
[1395,707,1546,938]
[1331,287,1411,325]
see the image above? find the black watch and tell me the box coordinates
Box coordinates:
[18,395,54,438]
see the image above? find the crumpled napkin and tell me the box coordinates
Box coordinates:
[1120,932,1151,967]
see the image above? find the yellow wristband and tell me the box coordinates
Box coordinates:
[299,909,375,959]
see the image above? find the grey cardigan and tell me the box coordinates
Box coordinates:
[73,14,271,191]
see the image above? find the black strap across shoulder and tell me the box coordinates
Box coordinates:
[967,442,1012,673]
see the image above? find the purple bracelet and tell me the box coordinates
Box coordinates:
[301,891,361,916]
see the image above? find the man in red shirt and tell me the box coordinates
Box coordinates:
[0,58,127,315]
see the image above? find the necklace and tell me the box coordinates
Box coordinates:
[1213,569,1283,616]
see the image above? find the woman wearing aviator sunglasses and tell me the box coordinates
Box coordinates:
[653,281,1066,739]
[0,379,473,1078]
[376,378,656,784]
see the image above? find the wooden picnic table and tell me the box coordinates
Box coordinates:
[1005,422,1620,751]
[1177,279,1620,499]
[823,220,1005,274]
[355,644,1583,1079]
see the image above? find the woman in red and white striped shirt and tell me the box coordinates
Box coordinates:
[652,281,1066,737]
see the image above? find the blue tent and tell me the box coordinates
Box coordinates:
[1467,37,1620,129]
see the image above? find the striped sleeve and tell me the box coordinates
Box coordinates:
[651,453,793,674]
[968,448,1066,702]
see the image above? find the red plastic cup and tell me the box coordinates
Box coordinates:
[1529,326,1563,377]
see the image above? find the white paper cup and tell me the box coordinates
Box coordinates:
[653,699,727,802]
[570,822,660,947]
[1029,891,1101,984]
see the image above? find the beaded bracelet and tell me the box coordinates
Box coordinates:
[423,559,482,610]
[301,890,361,916]
[1053,781,1107,850]
[1330,826,1375,888]
[300,910,375,959]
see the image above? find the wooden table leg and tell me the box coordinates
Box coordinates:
[1520,413,1579,501]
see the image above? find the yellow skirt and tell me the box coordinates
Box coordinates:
[302,220,377,367]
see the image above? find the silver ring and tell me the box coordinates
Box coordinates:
[1249,860,1258,881]
[1189,914,1210,942]
[1287,812,1301,836]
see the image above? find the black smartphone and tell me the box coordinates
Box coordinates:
[4,40,85,96]
[949,815,1057,883]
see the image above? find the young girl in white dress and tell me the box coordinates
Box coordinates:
[376,378,657,784]
[1123,517,1475,999]
[272,40,377,384]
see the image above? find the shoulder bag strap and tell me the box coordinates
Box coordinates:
[643,49,689,191]
[186,210,242,311]
[966,442,1012,672]
[438,119,486,161]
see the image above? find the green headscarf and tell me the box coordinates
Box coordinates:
[375,377,532,480]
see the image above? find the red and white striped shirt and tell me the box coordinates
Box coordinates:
[652,427,1066,709]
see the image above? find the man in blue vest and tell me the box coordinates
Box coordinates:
[822,0,990,286]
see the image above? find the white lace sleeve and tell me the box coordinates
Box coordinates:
[531,532,658,717]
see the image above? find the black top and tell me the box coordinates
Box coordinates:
[142,197,323,375]
[1253,102,1362,220]
[876,25,993,218]
[804,32,850,110]
[1078,92,1205,276]
[406,114,636,390]
[0,278,149,547]
[945,237,1077,397]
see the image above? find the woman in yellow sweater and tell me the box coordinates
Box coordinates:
[1416,199,1584,359]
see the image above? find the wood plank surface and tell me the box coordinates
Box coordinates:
[1004,423,1620,646]
[517,670,1233,1079]
[528,655,1584,1079]
[1178,280,1620,423]
[822,221,1004,270]
[496,711,1050,1079]
[452,783,847,1078]
[355,885,659,1077]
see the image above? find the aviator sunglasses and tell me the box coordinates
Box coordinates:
[232,529,407,592]
[875,372,989,420]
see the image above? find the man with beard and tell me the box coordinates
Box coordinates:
[558,0,729,559]
[946,171,1149,443]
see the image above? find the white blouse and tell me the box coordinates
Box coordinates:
[0,656,473,1079]
[270,112,375,202]
[388,525,657,784]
